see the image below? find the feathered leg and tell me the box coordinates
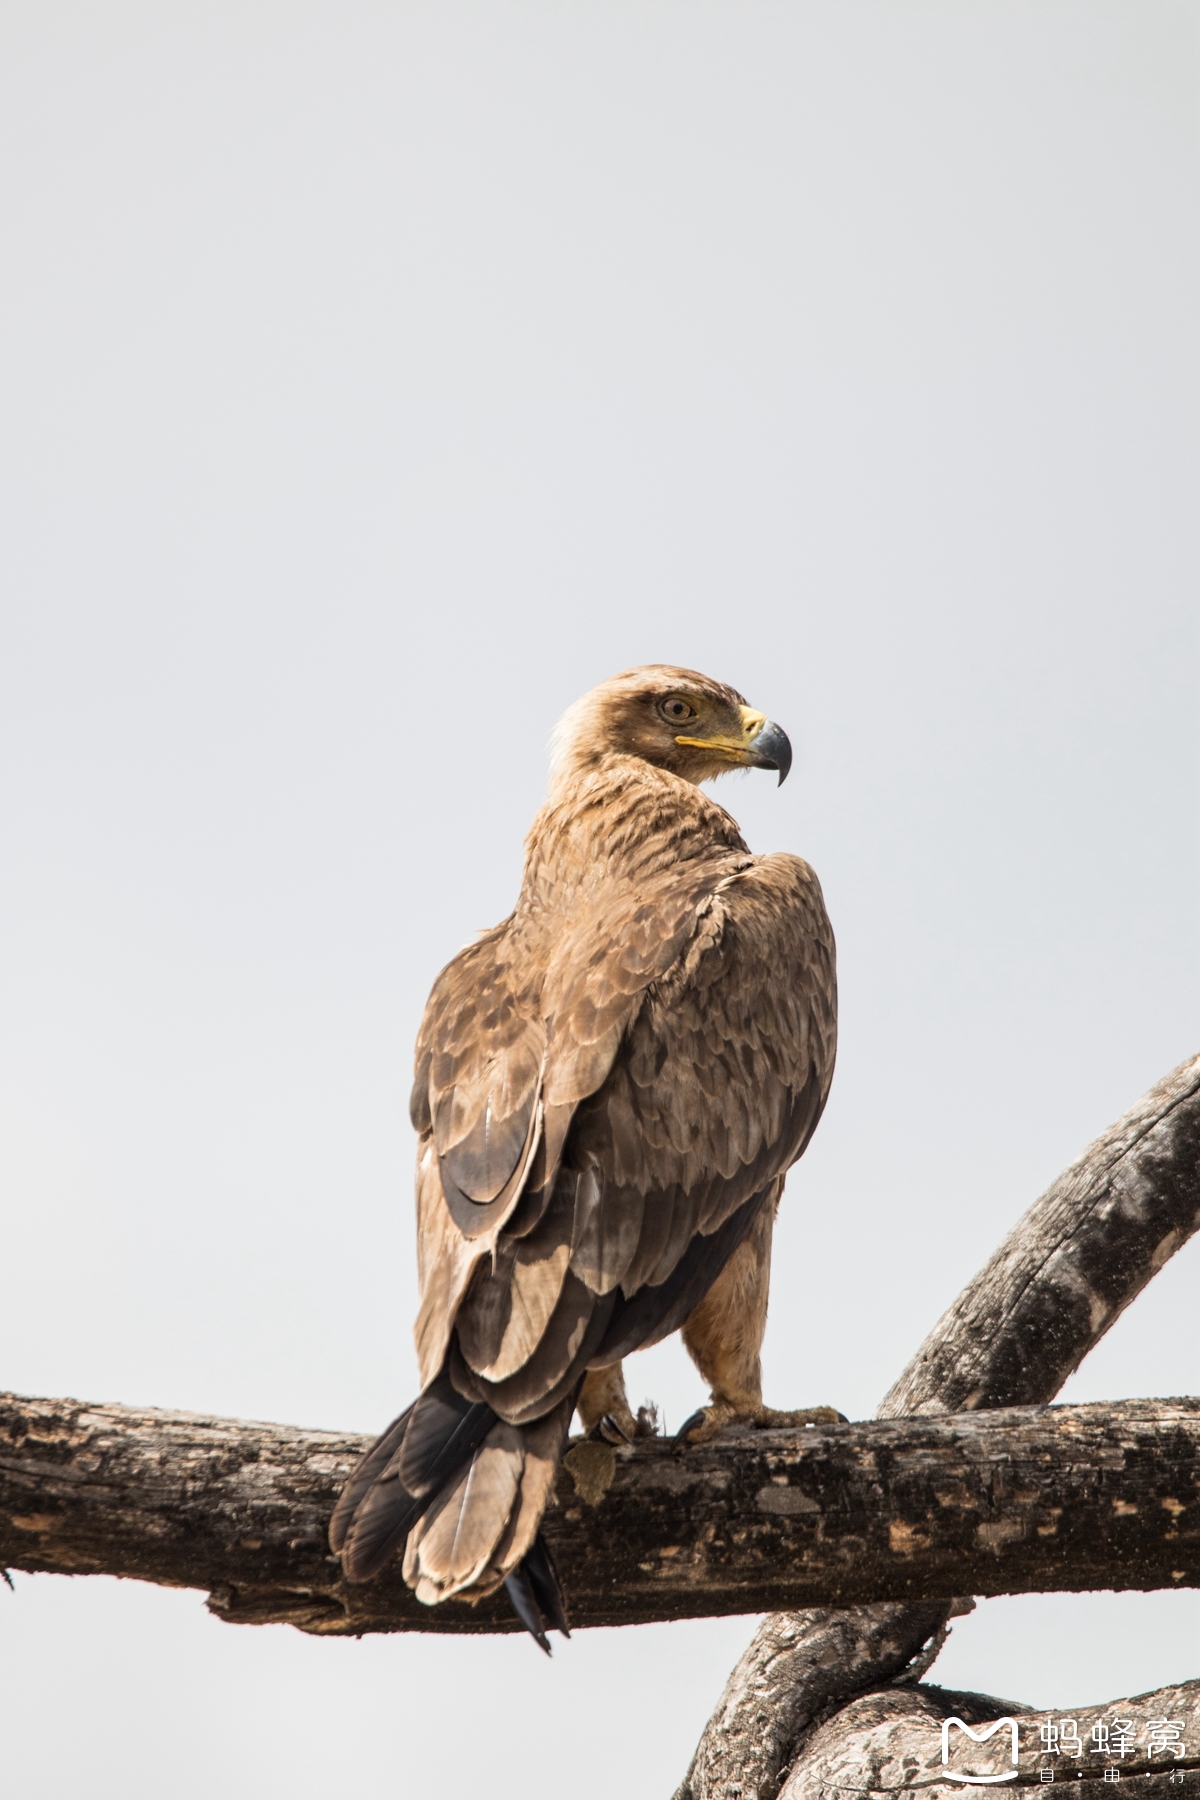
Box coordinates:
[576,1363,658,1444]
[677,1182,845,1442]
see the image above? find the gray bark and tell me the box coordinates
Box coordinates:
[4,1395,1197,1633]
[2,1052,1197,1792]
[676,1050,1200,1800]
[780,1676,1200,1798]
[882,1051,1200,1418]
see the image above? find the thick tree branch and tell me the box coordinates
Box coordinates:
[2,1395,1197,1633]
[3,1051,1197,1800]
[780,1677,1200,1798]
[677,1050,1200,1800]
[883,1050,1200,1417]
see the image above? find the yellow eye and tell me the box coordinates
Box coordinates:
[660,696,696,723]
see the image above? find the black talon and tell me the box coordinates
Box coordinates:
[674,1408,708,1444]
[598,1412,631,1444]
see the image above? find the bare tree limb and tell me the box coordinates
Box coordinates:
[780,1676,1200,1798]
[667,1602,962,1800]
[883,1050,1200,1417]
[3,1395,1197,1631]
[2,1052,1197,1792]
[676,1050,1200,1800]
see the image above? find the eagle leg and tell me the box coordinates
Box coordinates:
[576,1363,658,1444]
[678,1184,846,1445]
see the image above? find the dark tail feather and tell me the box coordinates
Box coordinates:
[503,1562,551,1654]
[331,1374,496,1584]
[398,1374,495,1499]
[523,1533,571,1637]
[503,1532,571,1653]
[328,1406,413,1556]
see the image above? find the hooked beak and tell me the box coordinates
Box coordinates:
[674,704,794,786]
[744,719,793,785]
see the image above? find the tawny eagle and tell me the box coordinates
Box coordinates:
[330,665,838,1648]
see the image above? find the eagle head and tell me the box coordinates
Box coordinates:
[550,664,792,788]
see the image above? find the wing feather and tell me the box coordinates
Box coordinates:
[567,1160,645,1296]
[455,1183,575,1381]
[615,1179,678,1296]
[415,928,547,1233]
[416,844,835,1433]
[450,1272,616,1425]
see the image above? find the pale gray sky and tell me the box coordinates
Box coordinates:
[1,4,1197,1796]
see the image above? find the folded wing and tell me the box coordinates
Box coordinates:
[420,852,836,1419]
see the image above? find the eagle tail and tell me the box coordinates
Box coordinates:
[504,1532,571,1654]
[330,1374,573,1651]
[330,1373,496,1583]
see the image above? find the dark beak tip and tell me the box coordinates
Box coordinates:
[749,720,793,787]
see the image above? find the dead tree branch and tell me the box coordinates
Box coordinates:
[2,1394,1197,1633]
[2,1052,1197,1793]
[882,1050,1200,1417]
[677,1050,1200,1800]
[780,1676,1200,1798]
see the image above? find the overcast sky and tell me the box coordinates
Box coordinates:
[1,4,1197,1796]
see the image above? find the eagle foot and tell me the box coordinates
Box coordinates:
[588,1403,660,1446]
[675,1402,847,1445]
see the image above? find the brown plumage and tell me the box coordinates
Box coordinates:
[329,665,838,1649]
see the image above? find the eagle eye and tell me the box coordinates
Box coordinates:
[660,696,697,723]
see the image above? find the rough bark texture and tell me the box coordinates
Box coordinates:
[668,1603,957,1800]
[3,1056,1197,1794]
[676,1051,1200,1800]
[780,1677,1200,1798]
[5,1396,1196,1632]
[882,1052,1200,1418]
